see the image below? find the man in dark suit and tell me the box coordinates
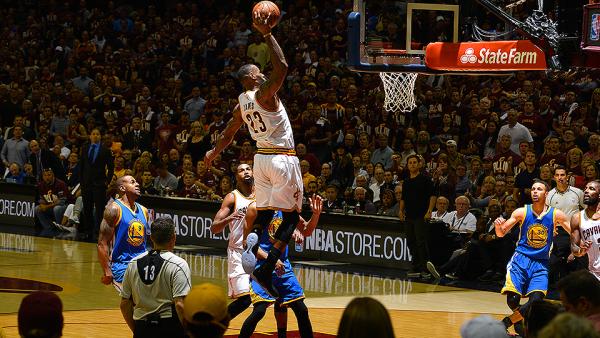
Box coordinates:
[122,116,152,156]
[29,139,65,183]
[80,128,114,241]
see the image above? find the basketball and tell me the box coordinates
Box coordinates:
[252,1,280,28]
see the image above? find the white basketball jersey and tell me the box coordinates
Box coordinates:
[229,190,254,250]
[238,90,295,149]
[580,211,600,274]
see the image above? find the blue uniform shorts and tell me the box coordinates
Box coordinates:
[250,260,304,305]
[501,251,549,296]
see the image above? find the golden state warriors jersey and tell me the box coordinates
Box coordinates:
[238,90,295,149]
[111,199,149,282]
[516,205,556,260]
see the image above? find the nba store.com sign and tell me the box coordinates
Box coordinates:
[425,40,547,71]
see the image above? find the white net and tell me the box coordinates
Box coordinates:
[379,72,418,113]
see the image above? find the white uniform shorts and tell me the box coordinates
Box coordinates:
[227,247,250,298]
[253,152,303,212]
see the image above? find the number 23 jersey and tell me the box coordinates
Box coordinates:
[238,90,295,149]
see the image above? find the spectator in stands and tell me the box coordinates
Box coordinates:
[140,170,159,195]
[369,166,386,205]
[460,315,508,338]
[538,312,599,338]
[337,297,395,338]
[557,270,600,332]
[524,300,560,338]
[377,189,398,217]
[4,115,35,141]
[154,163,178,195]
[184,87,206,122]
[180,283,231,338]
[18,291,64,338]
[296,143,320,177]
[122,116,152,157]
[35,168,68,237]
[353,187,376,215]
[324,184,344,212]
[476,203,512,282]
[1,126,30,169]
[4,162,26,184]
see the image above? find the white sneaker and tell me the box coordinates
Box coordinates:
[427,261,441,280]
[242,233,259,274]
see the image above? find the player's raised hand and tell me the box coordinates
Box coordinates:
[253,12,271,35]
[229,209,245,221]
[494,217,506,227]
[309,194,323,215]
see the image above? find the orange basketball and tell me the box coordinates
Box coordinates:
[252,1,280,28]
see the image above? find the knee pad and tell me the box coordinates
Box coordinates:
[507,293,521,310]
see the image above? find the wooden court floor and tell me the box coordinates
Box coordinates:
[0,233,509,337]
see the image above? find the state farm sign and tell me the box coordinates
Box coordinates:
[425,40,547,71]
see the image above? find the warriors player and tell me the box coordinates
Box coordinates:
[571,180,600,280]
[239,195,323,338]
[494,180,571,334]
[98,175,150,291]
[205,15,302,296]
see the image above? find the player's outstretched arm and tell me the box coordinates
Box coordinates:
[243,201,258,242]
[555,209,571,234]
[211,192,238,234]
[494,207,525,237]
[297,194,323,237]
[97,202,119,285]
[204,104,243,167]
[569,211,592,256]
[253,16,288,101]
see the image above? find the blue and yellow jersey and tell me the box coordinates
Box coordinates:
[111,199,149,282]
[515,205,556,261]
[257,210,288,261]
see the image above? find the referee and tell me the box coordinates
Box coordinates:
[120,217,191,338]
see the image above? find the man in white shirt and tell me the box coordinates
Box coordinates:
[120,217,191,338]
[442,196,477,234]
[497,109,534,154]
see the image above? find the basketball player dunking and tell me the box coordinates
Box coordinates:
[204,12,303,296]
[98,175,150,292]
[494,179,571,334]
[570,180,600,281]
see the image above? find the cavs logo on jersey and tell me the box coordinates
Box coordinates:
[268,212,283,239]
[527,223,548,249]
[127,219,145,246]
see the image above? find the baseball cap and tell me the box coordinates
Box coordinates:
[183,283,230,329]
[446,139,457,147]
[460,315,508,338]
[18,291,64,337]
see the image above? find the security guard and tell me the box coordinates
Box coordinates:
[120,217,191,338]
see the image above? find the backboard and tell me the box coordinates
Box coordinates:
[347,0,462,73]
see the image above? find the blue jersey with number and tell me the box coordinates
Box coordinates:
[515,205,556,261]
[111,199,149,282]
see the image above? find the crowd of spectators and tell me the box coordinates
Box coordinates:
[1,0,600,284]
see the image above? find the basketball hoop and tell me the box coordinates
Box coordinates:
[379,72,418,113]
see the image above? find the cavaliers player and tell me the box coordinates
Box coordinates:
[571,180,600,280]
[98,175,150,292]
[494,179,571,334]
[205,12,302,296]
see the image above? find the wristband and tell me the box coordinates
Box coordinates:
[263,33,272,38]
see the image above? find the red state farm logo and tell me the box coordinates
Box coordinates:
[460,48,477,64]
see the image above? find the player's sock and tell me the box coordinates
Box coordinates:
[289,300,313,338]
[227,294,251,319]
[239,301,268,338]
[274,302,288,338]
